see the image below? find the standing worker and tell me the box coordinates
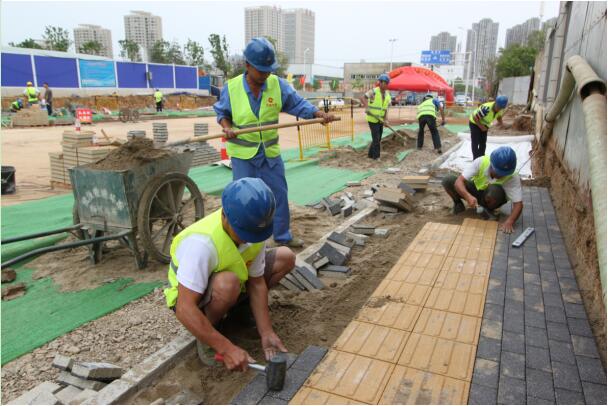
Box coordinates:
[469,95,508,159]
[416,93,445,154]
[42,82,53,116]
[165,178,294,369]
[360,74,392,160]
[154,88,164,112]
[213,37,334,248]
[23,81,40,106]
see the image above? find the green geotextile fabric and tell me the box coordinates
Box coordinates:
[396,149,415,162]
[399,122,469,135]
[1,267,160,365]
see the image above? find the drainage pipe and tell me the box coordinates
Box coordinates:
[539,54,607,304]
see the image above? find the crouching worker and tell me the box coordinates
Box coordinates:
[164,177,295,371]
[442,146,523,234]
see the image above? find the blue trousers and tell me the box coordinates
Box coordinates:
[231,152,292,243]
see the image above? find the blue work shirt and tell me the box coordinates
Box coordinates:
[213,73,319,167]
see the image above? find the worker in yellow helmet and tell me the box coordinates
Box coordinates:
[23,81,40,106]
[154,88,164,112]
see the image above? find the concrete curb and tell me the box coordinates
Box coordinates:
[429,140,464,170]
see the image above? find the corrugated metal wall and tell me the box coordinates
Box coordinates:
[537,1,607,190]
[498,76,531,105]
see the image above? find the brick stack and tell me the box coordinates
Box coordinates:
[152,122,168,147]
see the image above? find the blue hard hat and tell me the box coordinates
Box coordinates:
[222,177,276,243]
[490,146,517,177]
[424,93,434,99]
[378,74,390,84]
[495,95,508,108]
[243,37,279,73]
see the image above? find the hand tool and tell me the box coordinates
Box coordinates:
[215,353,287,391]
[365,110,415,142]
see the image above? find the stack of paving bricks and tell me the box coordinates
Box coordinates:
[469,186,606,405]
[12,107,49,127]
[7,355,123,405]
[152,122,168,146]
[290,219,498,404]
[190,122,221,167]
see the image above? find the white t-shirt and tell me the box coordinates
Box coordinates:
[463,157,523,203]
[175,234,266,294]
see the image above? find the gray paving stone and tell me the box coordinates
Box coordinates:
[560,287,583,305]
[502,331,525,354]
[581,381,607,405]
[524,261,541,275]
[266,367,310,401]
[473,358,500,388]
[231,374,267,405]
[486,278,506,306]
[506,287,524,302]
[490,266,507,281]
[505,298,524,313]
[555,388,585,404]
[497,375,526,404]
[526,345,551,372]
[481,318,503,341]
[524,283,543,298]
[71,361,123,381]
[525,309,546,328]
[506,272,524,289]
[567,318,593,337]
[477,336,502,362]
[258,396,287,404]
[552,361,582,392]
[525,325,549,349]
[545,305,567,324]
[527,395,555,404]
[7,382,62,405]
[547,322,572,343]
[526,368,555,402]
[555,266,575,280]
[571,335,600,359]
[57,371,107,391]
[290,346,327,373]
[576,355,607,384]
[524,294,545,313]
[523,273,541,285]
[549,339,576,365]
[564,303,587,319]
[500,351,525,380]
[52,355,73,371]
[483,303,504,322]
[468,383,497,405]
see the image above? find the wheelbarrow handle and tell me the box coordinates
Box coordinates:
[164,117,341,148]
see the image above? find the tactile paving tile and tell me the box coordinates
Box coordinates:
[370,279,431,306]
[413,308,481,345]
[424,279,487,317]
[333,320,409,363]
[303,350,394,404]
[441,256,491,278]
[379,366,469,404]
[356,300,422,331]
[289,387,366,405]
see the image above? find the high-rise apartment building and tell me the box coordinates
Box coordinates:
[74,24,113,58]
[429,32,457,53]
[244,6,284,52]
[505,17,540,48]
[124,10,163,61]
[465,18,499,83]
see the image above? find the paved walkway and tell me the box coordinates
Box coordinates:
[469,186,606,405]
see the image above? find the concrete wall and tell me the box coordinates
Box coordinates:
[498,75,531,105]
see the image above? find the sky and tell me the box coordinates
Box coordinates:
[1,0,560,67]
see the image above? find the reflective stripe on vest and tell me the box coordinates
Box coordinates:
[472,156,514,191]
[366,87,391,123]
[163,209,264,308]
[416,98,437,119]
[226,74,282,159]
[154,91,163,102]
[26,87,37,103]
[469,102,503,127]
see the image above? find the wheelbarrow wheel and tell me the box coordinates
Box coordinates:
[118,109,128,123]
[137,172,205,264]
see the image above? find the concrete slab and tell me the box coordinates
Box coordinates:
[7,382,62,405]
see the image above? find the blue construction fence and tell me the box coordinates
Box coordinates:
[1,51,207,90]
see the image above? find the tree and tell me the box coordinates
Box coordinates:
[184,39,205,67]
[263,36,289,77]
[9,38,43,49]
[119,39,141,62]
[329,79,340,92]
[495,45,537,80]
[483,56,498,95]
[208,34,231,78]
[527,30,546,52]
[312,78,321,91]
[79,40,103,56]
[43,26,71,51]
[228,54,246,78]
[150,40,171,63]
[167,41,185,64]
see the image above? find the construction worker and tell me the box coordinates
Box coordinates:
[10,99,24,112]
[361,74,392,160]
[154,88,163,112]
[164,177,294,370]
[442,146,522,234]
[416,93,445,154]
[213,37,334,248]
[469,95,508,159]
[42,82,53,116]
[23,81,40,106]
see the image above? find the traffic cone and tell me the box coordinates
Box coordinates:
[220,137,228,160]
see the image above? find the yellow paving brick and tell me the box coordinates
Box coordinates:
[398,333,476,381]
[442,257,491,278]
[357,300,422,331]
[434,271,488,295]
[386,264,440,286]
[413,308,481,345]
[290,387,366,405]
[333,321,409,363]
[305,350,394,404]
[371,279,431,306]
[379,366,469,404]
[425,286,486,317]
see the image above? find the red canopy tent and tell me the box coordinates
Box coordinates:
[386,66,454,103]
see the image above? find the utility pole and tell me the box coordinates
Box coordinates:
[388,38,397,71]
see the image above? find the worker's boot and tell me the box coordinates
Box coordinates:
[452,200,466,215]
[277,237,304,248]
[196,340,216,366]
[435,148,443,155]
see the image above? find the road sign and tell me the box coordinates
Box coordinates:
[420,50,452,65]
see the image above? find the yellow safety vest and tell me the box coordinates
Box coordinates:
[25,87,38,103]
[226,74,282,159]
[164,209,264,308]
[366,87,391,123]
[154,91,163,102]
[472,155,514,192]
[416,98,437,119]
[469,102,504,127]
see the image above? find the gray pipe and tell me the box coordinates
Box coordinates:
[540,55,607,304]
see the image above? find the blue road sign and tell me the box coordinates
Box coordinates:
[420,50,452,65]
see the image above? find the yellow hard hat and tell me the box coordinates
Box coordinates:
[26,81,33,85]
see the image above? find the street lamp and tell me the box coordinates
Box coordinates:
[388,38,398,72]
[303,47,311,85]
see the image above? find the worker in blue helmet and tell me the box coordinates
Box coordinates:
[442,146,523,233]
[164,178,295,371]
[360,73,392,159]
[469,95,509,159]
[214,37,335,248]
[416,93,446,154]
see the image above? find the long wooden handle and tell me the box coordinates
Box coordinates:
[165,117,341,148]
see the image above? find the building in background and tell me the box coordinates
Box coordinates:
[429,31,457,54]
[465,18,499,86]
[283,8,315,64]
[244,6,284,52]
[124,10,163,61]
[505,17,541,48]
[343,61,411,94]
[73,24,113,58]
